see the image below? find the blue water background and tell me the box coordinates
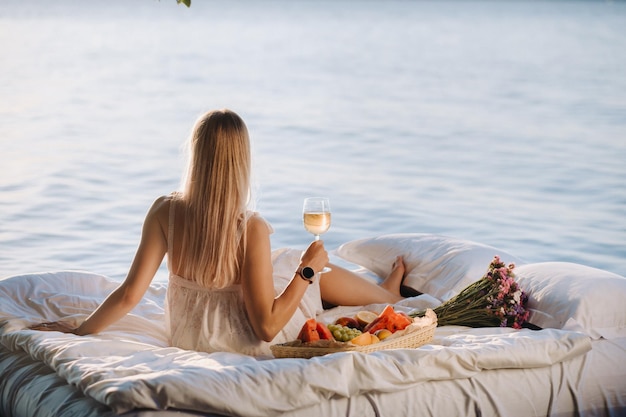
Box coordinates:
[1,0,625,282]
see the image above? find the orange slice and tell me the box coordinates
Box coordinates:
[355,310,378,328]
[350,332,374,346]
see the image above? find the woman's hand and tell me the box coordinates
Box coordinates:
[29,197,169,337]
[299,240,329,274]
[29,321,78,334]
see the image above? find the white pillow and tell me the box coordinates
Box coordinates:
[335,233,524,301]
[515,262,626,339]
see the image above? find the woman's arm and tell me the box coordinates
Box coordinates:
[30,197,169,335]
[240,214,328,342]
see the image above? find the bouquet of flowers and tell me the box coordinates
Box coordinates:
[410,256,530,329]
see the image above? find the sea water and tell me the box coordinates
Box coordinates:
[1,0,625,282]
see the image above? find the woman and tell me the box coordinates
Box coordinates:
[30,109,406,356]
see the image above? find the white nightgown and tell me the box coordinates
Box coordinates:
[164,203,322,356]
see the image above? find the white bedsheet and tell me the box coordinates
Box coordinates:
[0,271,592,416]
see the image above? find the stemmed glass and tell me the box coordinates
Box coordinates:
[302,197,331,273]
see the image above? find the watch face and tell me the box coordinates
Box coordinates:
[302,266,315,279]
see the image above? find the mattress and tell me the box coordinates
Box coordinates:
[2,331,625,417]
[2,235,626,416]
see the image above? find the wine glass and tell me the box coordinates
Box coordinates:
[303,197,331,273]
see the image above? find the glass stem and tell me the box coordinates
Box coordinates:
[314,234,320,241]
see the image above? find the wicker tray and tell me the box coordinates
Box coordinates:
[271,321,437,359]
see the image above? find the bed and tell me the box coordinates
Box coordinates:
[1,233,625,417]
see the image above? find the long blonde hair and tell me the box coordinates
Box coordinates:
[176,109,251,288]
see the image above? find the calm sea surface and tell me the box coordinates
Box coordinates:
[1,0,625,282]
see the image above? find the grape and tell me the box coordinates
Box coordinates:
[326,323,362,342]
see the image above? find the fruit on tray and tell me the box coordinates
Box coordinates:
[295,305,418,346]
[349,332,380,346]
[316,321,333,340]
[363,305,412,334]
[334,316,360,329]
[374,328,392,340]
[327,323,362,342]
[297,318,320,343]
[297,318,333,343]
[355,310,378,328]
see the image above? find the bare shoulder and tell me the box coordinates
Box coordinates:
[244,213,272,260]
[146,195,173,224]
[246,212,273,236]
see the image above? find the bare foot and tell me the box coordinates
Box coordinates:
[379,256,406,297]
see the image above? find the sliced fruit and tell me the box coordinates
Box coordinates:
[387,313,412,332]
[363,305,413,333]
[316,322,334,340]
[297,318,320,343]
[363,316,388,334]
[349,331,374,346]
[355,310,378,328]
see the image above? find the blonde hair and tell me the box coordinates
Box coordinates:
[176,109,251,288]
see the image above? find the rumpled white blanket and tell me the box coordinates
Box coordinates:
[0,270,591,416]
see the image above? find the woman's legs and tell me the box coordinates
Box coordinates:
[318,256,406,307]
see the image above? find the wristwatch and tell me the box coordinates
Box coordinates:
[297,266,315,284]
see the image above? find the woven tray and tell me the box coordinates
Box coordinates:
[271,321,437,359]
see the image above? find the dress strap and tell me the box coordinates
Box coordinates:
[168,198,176,257]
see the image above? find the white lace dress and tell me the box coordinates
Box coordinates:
[165,206,322,357]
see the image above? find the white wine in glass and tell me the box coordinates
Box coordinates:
[303,197,331,273]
